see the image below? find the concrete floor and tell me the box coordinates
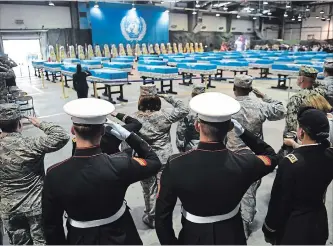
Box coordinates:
[9,66,333,245]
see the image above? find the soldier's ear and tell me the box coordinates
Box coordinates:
[194,120,200,133]
[71,126,75,135]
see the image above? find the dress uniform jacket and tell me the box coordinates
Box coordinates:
[155,129,280,245]
[72,113,142,155]
[42,133,161,245]
[263,144,333,245]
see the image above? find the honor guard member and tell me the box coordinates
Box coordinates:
[155,92,280,245]
[176,85,206,152]
[227,75,285,238]
[263,107,333,245]
[0,104,69,245]
[321,59,333,106]
[134,85,188,228]
[42,98,161,245]
[285,66,326,133]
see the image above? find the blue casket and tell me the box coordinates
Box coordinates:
[92,57,110,61]
[274,57,294,63]
[210,60,248,71]
[118,55,135,59]
[138,65,178,79]
[31,60,45,68]
[138,60,167,66]
[111,58,134,63]
[43,62,62,71]
[63,58,80,64]
[81,60,101,66]
[89,69,128,80]
[61,64,77,74]
[103,62,132,72]
[177,63,217,75]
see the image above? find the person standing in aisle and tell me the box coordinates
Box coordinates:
[73,64,91,98]
[263,107,333,245]
[227,75,285,238]
[134,85,189,228]
[0,103,69,245]
[42,98,161,245]
[156,92,280,245]
[176,85,205,152]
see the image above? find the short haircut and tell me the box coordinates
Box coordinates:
[304,94,332,113]
[138,96,161,112]
[73,123,103,141]
[233,85,252,96]
[199,119,230,142]
[0,119,19,133]
[325,67,333,76]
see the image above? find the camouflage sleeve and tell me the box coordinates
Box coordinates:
[0,67,14,79]
[285,96,298,133]
[163,96,189,123]
[176,118,187,151]
[31,122,70,154]
[261,96,286,121]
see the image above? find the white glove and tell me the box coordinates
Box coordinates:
[106,120,131,141]
[231,119,244,136]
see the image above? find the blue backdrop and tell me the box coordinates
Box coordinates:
[89,3,169,45]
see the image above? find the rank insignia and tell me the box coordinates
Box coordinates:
[286,154,298,164]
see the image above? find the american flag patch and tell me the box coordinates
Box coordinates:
[133,157,147,167]
[257,155,271,166]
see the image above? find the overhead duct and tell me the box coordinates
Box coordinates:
[193,12,203,33]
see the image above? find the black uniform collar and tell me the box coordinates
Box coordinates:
[197,141,226,151]
[74,145,102,157]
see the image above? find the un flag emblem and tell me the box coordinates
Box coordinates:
[120,14,147,41]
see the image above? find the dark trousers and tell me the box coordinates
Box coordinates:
[77,89,88,99]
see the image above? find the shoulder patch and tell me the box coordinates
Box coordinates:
[286,154,298,164]
[133,157,147,167]
[257,155,271,166]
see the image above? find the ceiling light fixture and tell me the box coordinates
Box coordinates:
[49,1,55,6]
[216,13,220,16]
[298,14,302,19]
[321,16,326,21]
[223,6,228,11]
[320,9,325,14]
[195,4,200,7]
[298,18,302,21]
[263,1,268,5]
[192,10,197,15]
[316,16,319,19]
[291,16,295,21]
[286,3,291,9]
[237,14,240,18]
[327,17,331,21]
[253,16,257,20]
[161,1,164,3]
[306,5,310,11]
[284,12,288,17]
[268,12,272,15]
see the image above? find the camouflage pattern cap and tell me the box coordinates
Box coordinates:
[192,85,206,95]
[140,84,157,96]
[299,66,318,79]
[234,74,253,88]
[324,58,333,69]
[0,103,21,123]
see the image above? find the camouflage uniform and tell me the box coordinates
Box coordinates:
[227,75,286,239]
[285,66,326,133]
[321,59,333,106]
[134,85,189,227]
[0,104,69,245]
[0,64,15,103]
[176,85,205,152]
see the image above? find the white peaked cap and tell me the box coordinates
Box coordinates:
[63,98,115,125]
[189,92,241,122]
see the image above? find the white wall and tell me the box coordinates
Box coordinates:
[284,23,301,40]
[201,15,226,32]
[231,19,253,33]
[301,17,332,40]
[262,23,279,39]
[169,13,188,31]
[0,4,72,29]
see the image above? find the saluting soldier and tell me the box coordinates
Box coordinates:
[133,85,189,228]
[285,66,326,133]
[321,59,333,106]
[42,98,161,245]
[176,85,205,152]
[0,103,69,245]
[155,92,280,245]
[227,74,285,238]
[263,107,333,245]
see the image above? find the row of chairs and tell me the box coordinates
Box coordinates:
[6,86,36,117]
